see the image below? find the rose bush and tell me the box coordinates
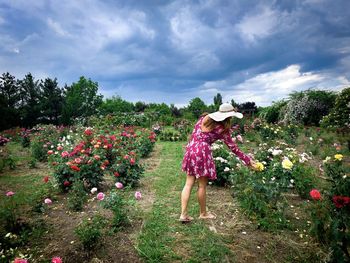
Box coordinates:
[47,126,156,191]
[309,154,350,262]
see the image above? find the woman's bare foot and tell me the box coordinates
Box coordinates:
[198,211,216,219]
[179,214,194,223]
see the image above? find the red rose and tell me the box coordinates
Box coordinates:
[84,129,93,136]
[124,155,129,160]
[43,176,49,183]
[114,171,120,177]
[310,189,321,200]
[70,165,80,172]
[332,196,350,208]
[47,150,54,155]
[63,181,70,186]
[130,158,135,165]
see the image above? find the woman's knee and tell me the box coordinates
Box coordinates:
[185,175,196,187]
[198,177,208,189]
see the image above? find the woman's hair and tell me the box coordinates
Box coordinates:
[201,112,232,132]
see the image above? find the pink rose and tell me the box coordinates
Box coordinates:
[47,150,54,155]
[57,146,63,151]
[14,259,28,263]
[134,191,142,200]
[52,257,62,263]
[74,158,82,164]
[130,158,135,165]
[44,198,52,205]
[115,182,123,189]
[6,191,15,197]
[61,151,69,158]
[97,192,105,201]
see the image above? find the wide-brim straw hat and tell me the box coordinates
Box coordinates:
[208,103,243,122]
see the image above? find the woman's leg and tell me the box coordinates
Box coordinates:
[180,175,196,219]
[198,177,216,219]
[197,176,208,216]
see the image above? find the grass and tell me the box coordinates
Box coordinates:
[137,142,235,262]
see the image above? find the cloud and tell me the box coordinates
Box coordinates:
[0,0,349,107]
[218,65,348,106]
[47,18,69,37]
[236,6,280,42]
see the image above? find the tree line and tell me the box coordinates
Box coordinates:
[0,72,102,130]
[1,72,258,131]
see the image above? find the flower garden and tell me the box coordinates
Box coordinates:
[0,87,349,262]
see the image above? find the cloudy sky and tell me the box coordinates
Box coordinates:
[0,0,349,106]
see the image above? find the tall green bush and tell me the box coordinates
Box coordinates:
[320,87,350,128]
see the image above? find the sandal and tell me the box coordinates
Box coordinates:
[179,215,194,223]
[198,212,217,219]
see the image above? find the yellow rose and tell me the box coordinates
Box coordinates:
[334,154,343,161]
[255,162,265,172]
[282,159,293,170]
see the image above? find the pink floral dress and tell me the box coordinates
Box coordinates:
[182,116,251,180]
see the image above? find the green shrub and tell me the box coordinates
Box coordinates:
[259,100,287,123]
[292,165,316,199]
[0,155,16,172]
[67,180,88,211]
[320,87,350,128]
[101,190,128,229]
[75,214,107,250]
[112,158,144,188]
[0,193,19,232]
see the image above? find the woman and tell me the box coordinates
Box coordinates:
[180,103,257,222]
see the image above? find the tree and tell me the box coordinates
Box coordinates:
[213,93,222,108]
[320,87,350,128]
[0,72,20,130]
[230,99,239,109]
[259,100,287,123]
[99,96,135,114]
[40,77,63,124]
[187,97,207,118]
[238,102,257,112]
[284,89,337,125]
[135,101,148,112]
[18,73,41,127]
[62,77,103,124]
[170,104,182,117]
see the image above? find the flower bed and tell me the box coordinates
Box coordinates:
[45,126,156,190]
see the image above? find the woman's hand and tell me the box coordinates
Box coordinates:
[249,160,257,170]
[249,160,264,172]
